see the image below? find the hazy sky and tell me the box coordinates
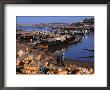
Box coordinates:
[16,16,94,24]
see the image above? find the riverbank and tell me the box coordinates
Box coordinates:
[16,43,94,75]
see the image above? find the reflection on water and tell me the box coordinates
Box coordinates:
[64,32,94,62]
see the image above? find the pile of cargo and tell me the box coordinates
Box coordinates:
[16,49,94,75]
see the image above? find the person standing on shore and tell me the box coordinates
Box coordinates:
[56,51,61,66]
[61,52,65,66]
[61,48,66,66]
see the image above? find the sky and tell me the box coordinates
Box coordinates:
[16,16,94,24]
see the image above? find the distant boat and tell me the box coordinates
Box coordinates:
[83,49,94,52]
[79,55,94,58]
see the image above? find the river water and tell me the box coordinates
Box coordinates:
[64,32,94,62]
[17,26,48,31]
[17,26,94,63]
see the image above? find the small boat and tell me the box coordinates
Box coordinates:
[83,49,94,52]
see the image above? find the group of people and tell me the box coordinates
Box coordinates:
[56,50,65,66]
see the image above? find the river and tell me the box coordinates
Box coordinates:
[17,26,48,31]
[64,32,94,62]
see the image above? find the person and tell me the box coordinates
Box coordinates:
[56,51,61,66]
[37,60,45,74]
[61,52,65,66]
[25,47,29,53]
[30,38,33,43]
[29,48,32,54]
